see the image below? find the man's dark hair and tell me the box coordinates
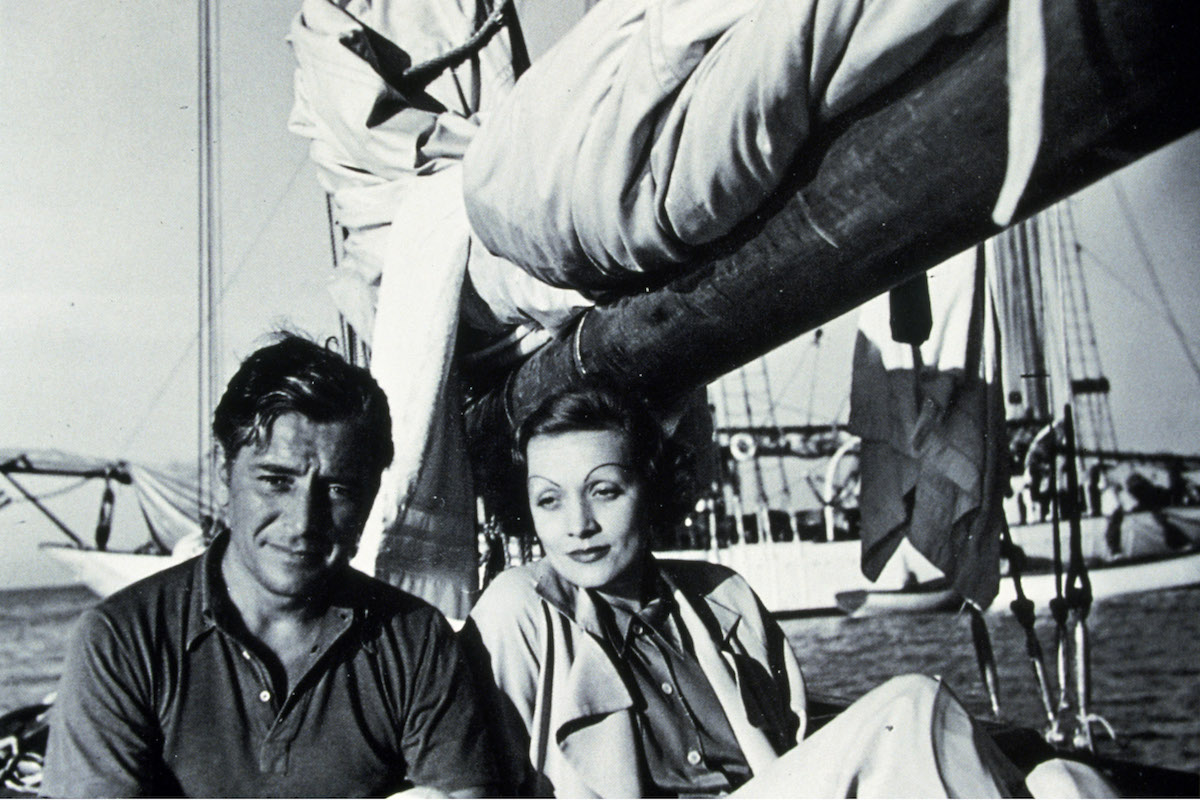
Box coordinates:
[514,379,693,534]
[213,333,393,476]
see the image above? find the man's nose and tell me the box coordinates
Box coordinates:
[283,480,326,536]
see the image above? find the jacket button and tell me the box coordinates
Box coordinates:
[259,690,271,703]
[661,682,674,696]
[686,750,702,766]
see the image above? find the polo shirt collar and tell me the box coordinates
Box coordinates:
[183,530,226,649]
[185,530,364,651]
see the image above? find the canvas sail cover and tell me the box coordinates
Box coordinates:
[462,0,1001,290]
[127,464,208,552]
[848,251,1007,608]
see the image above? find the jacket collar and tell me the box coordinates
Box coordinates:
[659,562,743,649]
[531,556,744,649]
[532,559,603,637]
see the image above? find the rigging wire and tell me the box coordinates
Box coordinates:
[755,359,796,512]
[1073,243,1153,308]
[769,331,820,419]
[1110,179,1200,389]
[805,329,823,428]
[0,477,91,507]
[119,156,310,455]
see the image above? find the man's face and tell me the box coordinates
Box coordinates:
[222,411,379,602]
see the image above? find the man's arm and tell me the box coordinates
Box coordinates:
[41,608,164,797]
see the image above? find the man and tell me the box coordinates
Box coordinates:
[42,335,498,797]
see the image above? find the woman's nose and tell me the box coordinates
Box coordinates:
[567,497,598,538]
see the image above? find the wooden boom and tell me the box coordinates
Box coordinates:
[465,0,1199,449]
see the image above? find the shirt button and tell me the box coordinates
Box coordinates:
[686,750,702,766]
[259,690,271,703]
[241,649,251,660]
[661,682,674,696]
[630,621,642,635]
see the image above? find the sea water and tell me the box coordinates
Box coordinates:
[2,584,1197,774]
[779,585,1200,774]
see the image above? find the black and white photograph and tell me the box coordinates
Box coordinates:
[2,0,1198,795]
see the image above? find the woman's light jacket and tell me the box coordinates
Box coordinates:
[465,558,807,797]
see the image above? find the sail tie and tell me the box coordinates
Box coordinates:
[992,0,1046,226]
[394,0,518,91]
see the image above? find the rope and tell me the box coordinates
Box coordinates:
[999,524,1061,741]
[395,0,515,90]
[0,477,90,507]
[1060,405,1106,752]
[1111,181,1200,390]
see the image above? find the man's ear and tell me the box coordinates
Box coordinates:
[217,447,233,487]
[209,450,233,527]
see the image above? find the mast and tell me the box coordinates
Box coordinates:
[197,0,223,515]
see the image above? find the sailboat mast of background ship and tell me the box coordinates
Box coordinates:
[664,201,1200,618]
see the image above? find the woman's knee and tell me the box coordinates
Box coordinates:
[869,673,944,710]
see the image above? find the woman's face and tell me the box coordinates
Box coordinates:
[525,428,651,592]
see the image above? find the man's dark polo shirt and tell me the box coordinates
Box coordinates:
[42,536,497,797]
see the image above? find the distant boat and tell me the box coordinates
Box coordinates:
[993,543,1200,612]
[1,449,208,599]
[836,579,961,618]
[625,191,1200,619]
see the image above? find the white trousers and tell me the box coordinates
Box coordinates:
[732,675,1118,798]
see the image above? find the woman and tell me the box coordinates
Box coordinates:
[464,382,1114,798]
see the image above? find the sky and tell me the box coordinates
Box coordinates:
[1,0,1198,587]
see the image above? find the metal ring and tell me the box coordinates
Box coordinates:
[572,309,591,378]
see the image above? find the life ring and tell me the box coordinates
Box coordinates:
[729,432,757,461]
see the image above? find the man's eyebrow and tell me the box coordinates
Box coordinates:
[250,461,304,475]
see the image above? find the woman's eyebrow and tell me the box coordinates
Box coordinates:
[584,462,635,481]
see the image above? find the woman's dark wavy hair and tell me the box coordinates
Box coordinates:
[212,333,393,476]
[514,380,694,535]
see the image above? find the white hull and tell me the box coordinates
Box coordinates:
[659,537,943,614]
[660,508,1200,615]
[1007,507,1200,563]
[993,548,1200,611]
